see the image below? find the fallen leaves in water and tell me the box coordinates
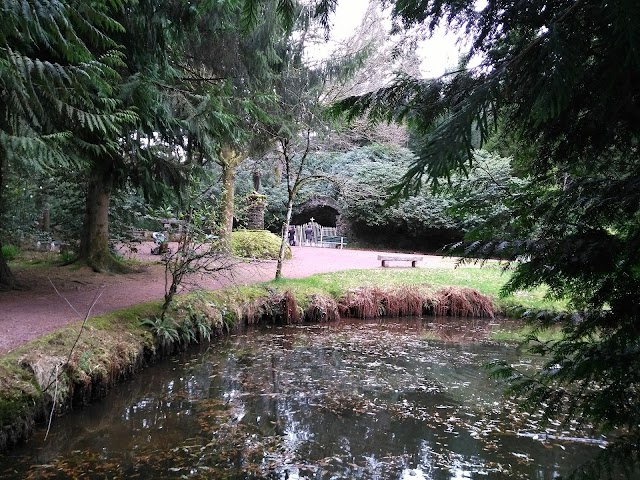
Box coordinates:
[4,318,609,480]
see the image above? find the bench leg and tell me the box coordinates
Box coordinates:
[412,261,417,267]
[382,260,388,267]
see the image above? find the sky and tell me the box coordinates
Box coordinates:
[330,0,461,77]
[328,0,476,78]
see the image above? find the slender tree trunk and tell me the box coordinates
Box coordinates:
[37,185,50,232]
[0,149,16,289]
[252,170,262,192]
[0,244,15,290]
[39,205,50,232]
[79,164,119,272]
[220,161,235,249]
[275,197,294,280]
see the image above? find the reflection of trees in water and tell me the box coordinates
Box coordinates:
[3,321,603,479]
[26,351,221,459]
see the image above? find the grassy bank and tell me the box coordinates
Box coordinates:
[268,266,566,313]
[0,265,564,451]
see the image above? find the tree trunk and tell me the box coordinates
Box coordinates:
[78,165,120,272]
[39,205,50,232]
[275,198,294,280]
[218,146,245,250]
[0,242,16,290]
[252,170,262,192]
[37,186,50,232]
[220,161,235,250]
[0,150,16,289]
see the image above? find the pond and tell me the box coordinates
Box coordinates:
[1,318,607,479]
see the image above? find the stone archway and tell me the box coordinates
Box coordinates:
[292,196,343,230]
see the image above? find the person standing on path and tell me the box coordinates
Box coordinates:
[304,225,314,246]
[288,226,296,246]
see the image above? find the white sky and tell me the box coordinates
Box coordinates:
[328,0,476,78]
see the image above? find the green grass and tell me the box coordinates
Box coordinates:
[1,245,19,261]
[266,266,566,313]
[8,253,62,268]
[89,301,163,330]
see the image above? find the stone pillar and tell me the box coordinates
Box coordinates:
[246,192,267,230]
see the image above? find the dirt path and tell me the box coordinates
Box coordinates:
[0,245,458,355]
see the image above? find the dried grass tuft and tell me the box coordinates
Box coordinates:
[305,294,340,323]
[251,290,302,324]
[20,355,67,403]
[339,286,436,319]
[338,287,387,318]
[432,287,494,318]
[383,285,427,317]
[239,299,261,325]
[283,290,301,324]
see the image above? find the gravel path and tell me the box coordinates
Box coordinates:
[0,244,458,355]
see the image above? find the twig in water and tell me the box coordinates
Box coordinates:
[44,364,59,441]
[42,280,104,394]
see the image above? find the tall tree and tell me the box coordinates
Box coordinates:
[76,0,197,271]
[273,128,324,279]
[268,26,365,277]
[184,0,297,248]
[0,0,131,287]
[333,0,640,477]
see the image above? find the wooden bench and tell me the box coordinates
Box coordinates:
[378,255,423,267]
[127,228,146,242]
[321,236,348,249]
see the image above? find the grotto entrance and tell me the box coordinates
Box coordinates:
[291,196,341,229]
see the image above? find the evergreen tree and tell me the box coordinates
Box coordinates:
[76,0,198,271]
[332,0,640,476]
[0,0,132,287]
[180,0,299,248]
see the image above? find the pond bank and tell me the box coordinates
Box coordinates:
[0,264,562,452]
[0,247,462,355]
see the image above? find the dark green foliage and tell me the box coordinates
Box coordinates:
[0,0,136,286]
[338,145,462,249]
[0,164,86,247]
[332,0,640,477]
[443,149,525,238]
[240,144,464,250]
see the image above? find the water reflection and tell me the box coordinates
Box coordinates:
[0,318,608,479]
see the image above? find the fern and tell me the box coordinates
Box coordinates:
[140,316,180,348]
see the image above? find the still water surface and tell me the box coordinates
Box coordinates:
[1,318,605,479]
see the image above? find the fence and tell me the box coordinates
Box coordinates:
[288,224,347,248]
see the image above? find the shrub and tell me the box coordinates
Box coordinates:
[1,245,19,261]
[230,230,291,260]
